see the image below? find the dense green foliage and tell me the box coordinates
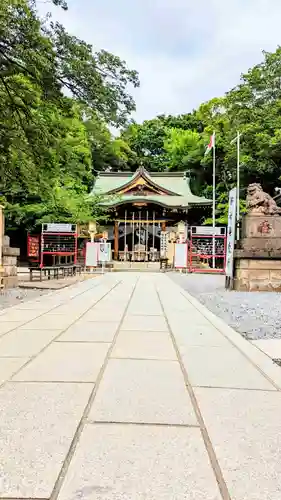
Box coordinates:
[1,0,281,230]
[121,51,281,222]
[0,0,139,230]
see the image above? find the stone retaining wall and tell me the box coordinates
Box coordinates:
[234,214,281,292]
[234,258,281,291]
[0,206,20,288]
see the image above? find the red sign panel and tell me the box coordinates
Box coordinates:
[27,235,40,258]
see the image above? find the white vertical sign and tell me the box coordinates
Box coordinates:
[225,187,237,277]
[174,243,188,268]
[98,242,111,263]
[160,231,168,258]
[85,242,98,267]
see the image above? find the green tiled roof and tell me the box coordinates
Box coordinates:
[91,169,211,208]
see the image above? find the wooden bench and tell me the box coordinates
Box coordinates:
[29,264,82,282]
[60,264,82,278]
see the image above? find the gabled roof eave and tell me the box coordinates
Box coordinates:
[104,167,181,197]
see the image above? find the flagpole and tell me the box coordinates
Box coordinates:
[236,131,240,240]
[212,132,216,268]
[231,131,241,241]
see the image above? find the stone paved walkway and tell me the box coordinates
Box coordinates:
[0,272,281,499]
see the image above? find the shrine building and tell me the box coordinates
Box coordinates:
[91,166,211,261]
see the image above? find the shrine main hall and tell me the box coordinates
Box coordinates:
[91,166,211,261]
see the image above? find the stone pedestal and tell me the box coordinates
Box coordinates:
[2,236,20,287]
[234,215,281,291]
[0,207,20,288]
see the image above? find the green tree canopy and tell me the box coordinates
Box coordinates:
[0,0,139,231]
[0,0,139,125]
[119,47,281,222]
[2,1,281,233]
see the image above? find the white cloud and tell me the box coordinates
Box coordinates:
[39,0,281,122]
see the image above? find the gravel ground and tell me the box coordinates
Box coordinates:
[170,272,281,340]
[0,287,48,311]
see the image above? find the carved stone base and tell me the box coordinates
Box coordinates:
[239,215,281,252]
[1,235,20,288]
[234,258,281,292]
[233,213,281,291]
[242,214,281,238]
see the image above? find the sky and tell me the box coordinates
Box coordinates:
[39,0,281,123]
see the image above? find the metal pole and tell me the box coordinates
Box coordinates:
[132,211,135,261]
[237,131,240,241]
[212,132,216,268]
[102,252,105,275]
[145,210,149,262]
[124,209,127,261]
[88,232,94,274]
[40,232,44,269]
[138,210,141,261]
[152,210,155,261]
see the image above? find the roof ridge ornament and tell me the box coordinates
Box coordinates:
[137,163,146,175]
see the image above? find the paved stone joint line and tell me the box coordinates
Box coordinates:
[11,379,95,384]
[110,355,177,362]
[55,339,111,343]
[0,279,121,389]
[156,288,232,500]
[0,278,101,340]
[49,277,139,500]
[176,283,281,391]
[1,273,281,499]
[89,420,201,428]
[0,277,117,345]
[191,384,278,392]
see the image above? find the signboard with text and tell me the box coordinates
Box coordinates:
[98,242,111,263]
[160,231,169,258]
[42,223,77,233]
[85,242,98,267]
[174,243,188,268]
[225,188,237,277]
[191,226,226,236]
[27,235,40,259]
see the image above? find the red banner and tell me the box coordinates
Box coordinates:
[27,235,40,258]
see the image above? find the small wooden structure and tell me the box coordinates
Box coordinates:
[27,223,79,281]
[28,223,78,268]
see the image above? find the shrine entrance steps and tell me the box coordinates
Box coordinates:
[113,261,160,272]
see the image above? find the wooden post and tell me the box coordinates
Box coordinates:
[114,220,119,260]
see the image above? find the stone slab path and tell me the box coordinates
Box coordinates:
[0,272,281,499]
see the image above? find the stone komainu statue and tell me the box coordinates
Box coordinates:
[246,183,281,215]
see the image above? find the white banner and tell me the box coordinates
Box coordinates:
[42,223,76,233]
[85,242,98,267]
[225,188,237,277]
[98,243,111,263]
[160,231,169,258]
[191,226,225,236]
[174,243,188,268]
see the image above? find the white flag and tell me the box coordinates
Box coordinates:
[205,132,215,156]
